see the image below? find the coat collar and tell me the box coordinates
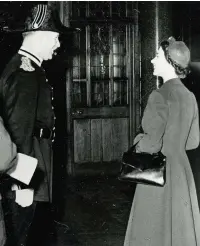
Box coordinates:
[160,78,182,89]
[18,47,42,67]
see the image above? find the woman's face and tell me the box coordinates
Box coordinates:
[151,47,170,77]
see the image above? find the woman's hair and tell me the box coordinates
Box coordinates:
[160,40,190,79]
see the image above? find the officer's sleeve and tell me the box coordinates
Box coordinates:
[4,70,38,156]
[135,90,169,154]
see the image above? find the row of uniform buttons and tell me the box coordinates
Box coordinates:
[46,78,56,142]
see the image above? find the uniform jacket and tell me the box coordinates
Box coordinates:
[0,51,55,202]
[124,78,200,246]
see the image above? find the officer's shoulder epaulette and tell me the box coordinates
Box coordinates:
[19,56,35,72]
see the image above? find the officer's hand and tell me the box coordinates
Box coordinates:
[15,189,34,207]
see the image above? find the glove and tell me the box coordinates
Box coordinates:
[133,133,144,145]
[15,188,34,207]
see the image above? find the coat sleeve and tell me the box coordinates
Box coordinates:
[186,95,200,150]
[3,70,38,156]
[0,117,17,172]
[135,90,169,154]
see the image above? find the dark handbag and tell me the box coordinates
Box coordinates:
[118,145,166,187]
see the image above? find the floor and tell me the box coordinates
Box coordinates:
[29,175,135,246]
[9,148,200,246]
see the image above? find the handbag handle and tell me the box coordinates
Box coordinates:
[127,144,137,154]
[128,135,143,153]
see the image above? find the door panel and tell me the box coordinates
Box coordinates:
[91,119,102,162]
[112,118,129,160]
[73,118,129,164]
[102,118,129,161]
[102,119,113,162]
[74,119,91,163]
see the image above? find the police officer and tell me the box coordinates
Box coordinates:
[0,3,78,246]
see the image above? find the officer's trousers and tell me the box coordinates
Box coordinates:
[2,198,36,246]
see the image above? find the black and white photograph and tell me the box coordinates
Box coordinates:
[0,1,200,245]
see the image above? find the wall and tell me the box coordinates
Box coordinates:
[139,1,173,109]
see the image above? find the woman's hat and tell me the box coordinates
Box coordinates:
[2,2,80,34]
[166,37,190,69]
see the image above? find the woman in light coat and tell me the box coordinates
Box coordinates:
[124,37,200,246]
[0,116,17,246]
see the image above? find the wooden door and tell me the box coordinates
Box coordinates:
[60,2,141,175]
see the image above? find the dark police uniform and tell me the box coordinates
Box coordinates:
[0,49,55,245]
[0,2,79,244]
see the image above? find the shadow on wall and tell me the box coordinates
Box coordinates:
[185,61,200,210]
[183,62,200,104]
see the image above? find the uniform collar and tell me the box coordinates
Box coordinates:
[18,47,42,67]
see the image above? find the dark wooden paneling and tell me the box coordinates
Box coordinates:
[112,118,128,160]
[91,119,102,162]
[74,118,129,163]
[71,106,129,119]
[102,119,113,161]
[101,118,129,162]
[74,119,91,163]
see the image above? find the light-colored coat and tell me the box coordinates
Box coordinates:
[124,78,200,246]
[0,116,17,246]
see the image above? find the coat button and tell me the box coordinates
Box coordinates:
[46,79,48,82]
